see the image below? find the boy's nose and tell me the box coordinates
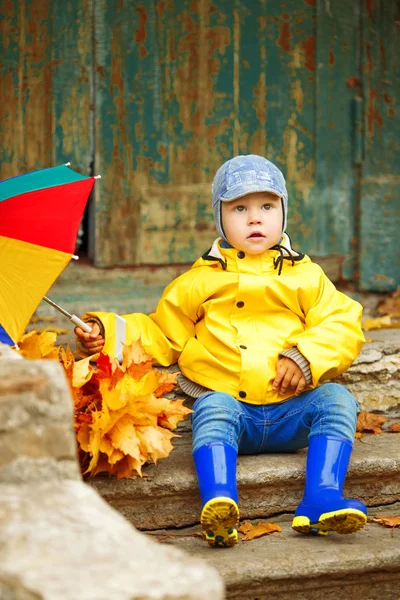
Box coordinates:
[248,211,262,224]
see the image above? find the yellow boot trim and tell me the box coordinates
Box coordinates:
[200,497,239,548]
[292,509,367,536]
[319,508,367,534]
[291,516,328,536]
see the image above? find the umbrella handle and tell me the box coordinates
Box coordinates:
[70,315,92,333]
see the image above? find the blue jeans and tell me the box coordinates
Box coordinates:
[191,383,358,454]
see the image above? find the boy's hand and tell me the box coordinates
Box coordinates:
[273,357,306,396]
[74,322,105,354]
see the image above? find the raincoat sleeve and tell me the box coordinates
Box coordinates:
[82,271,199,365]
[284,266,365,386]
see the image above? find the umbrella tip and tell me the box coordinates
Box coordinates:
[72,255,79,260]
[64,162,71,166]
[94,174,101,179]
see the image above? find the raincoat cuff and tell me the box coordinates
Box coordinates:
[84,316,105,337]
[280,347,312,385]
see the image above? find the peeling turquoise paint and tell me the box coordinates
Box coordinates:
[0,0,398,290]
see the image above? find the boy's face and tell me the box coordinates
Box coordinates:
[221,191,283,255]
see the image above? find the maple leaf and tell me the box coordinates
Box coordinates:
[363,315,400,331]
[356,411,387,435]
[238,520,282,541]
[122,340,153,380]
[388,422,400,433]
[369,515,400,528]
[18,330,60,359]
[154,371,178,398]
[158,398,192,430]
[72,354,97,388]
[377,287,400,317]
[136,425,177,463]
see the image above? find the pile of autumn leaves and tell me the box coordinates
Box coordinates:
[17,331,191,479]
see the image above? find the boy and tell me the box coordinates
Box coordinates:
[76,154,367,547]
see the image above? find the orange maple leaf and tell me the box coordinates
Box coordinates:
[377,287,400,317]
[369,515,400,528]
[238,520,282,541]
[122,340,153,380]
[388,422,400,433]
[154,370,178,398]
[356,411,387,435]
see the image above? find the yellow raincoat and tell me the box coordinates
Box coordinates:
[84,237,364,405]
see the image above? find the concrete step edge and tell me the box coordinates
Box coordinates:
[88,432,400,531]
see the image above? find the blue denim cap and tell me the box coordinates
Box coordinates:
[212,154,288,243]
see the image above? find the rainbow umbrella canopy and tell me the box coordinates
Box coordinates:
[0,164,96,346]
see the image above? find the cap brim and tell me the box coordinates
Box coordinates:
[219,185,282,202]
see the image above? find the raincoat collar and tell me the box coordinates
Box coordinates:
[200,234,305,273]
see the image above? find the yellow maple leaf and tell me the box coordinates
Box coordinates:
[18,330,59,359]
[136,425,176,463]
[72,354,97,388]
[363,315,400,331]
[238,520,282,541]
[108,414,142,460]
[158,398,192,430]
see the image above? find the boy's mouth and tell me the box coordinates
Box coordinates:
[248,232,265,238]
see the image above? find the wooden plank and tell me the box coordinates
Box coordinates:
[315,0,360,276]
[0,0,92,179]
[238,0,317,254]
[0,0,53,178]
[359,0,400,291]
[52,0,93,170]
[94,0,323,266]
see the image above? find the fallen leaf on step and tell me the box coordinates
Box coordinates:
[388,422,400,433]
[356,411,387,435]
[363,315,400,331]
[377,287,400,317]
[238,520,282,541]
[368,515,400,529]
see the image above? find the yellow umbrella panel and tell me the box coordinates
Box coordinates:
[0,236,71,344]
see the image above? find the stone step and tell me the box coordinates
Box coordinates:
[145,514,400,600]
[88,430,400,531]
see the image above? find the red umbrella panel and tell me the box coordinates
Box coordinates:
[0,164,97,345]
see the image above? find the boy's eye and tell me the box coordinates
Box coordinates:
[234,205,246,212]
[262,203,272,210]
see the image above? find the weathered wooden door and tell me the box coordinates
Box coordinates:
[91,0,399,291]
[1,0,398,290]
[358,1,400,291]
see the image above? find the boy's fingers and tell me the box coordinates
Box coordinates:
[279,368,295,394]
[295,377,306,395]
[273,360,287,388]
[74,323,100,340]
[84,338,104,351]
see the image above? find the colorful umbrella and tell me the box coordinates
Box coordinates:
[0,163,98,346]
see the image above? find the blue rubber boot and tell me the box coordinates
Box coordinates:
[292,435,367,535]
[193,442,240,548]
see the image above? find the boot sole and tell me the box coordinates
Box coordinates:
[292,508,367,535]
[200,497,239,548]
